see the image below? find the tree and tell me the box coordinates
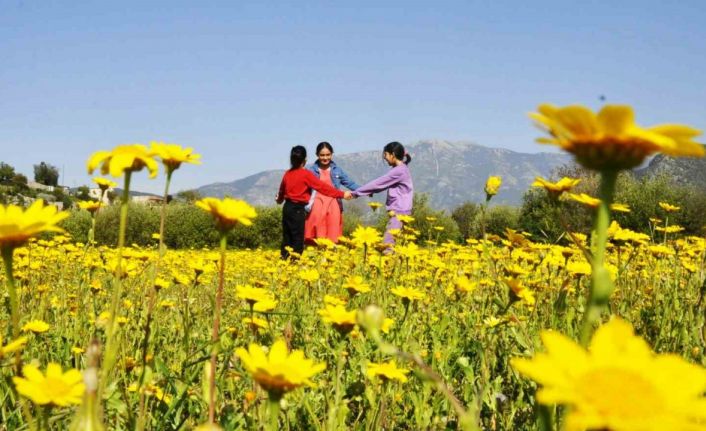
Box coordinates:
[176,189,202,203]
[75,185,92,201]
[33,162,60,186]
[0,162,16,184]
[451,202,480,240]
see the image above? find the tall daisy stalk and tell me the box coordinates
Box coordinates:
[0,201,67,366]
[0,201,67,430]
[530,103,704,345]
[86,144,159,408]
[523,103,705,430]
[196,197,257,424]
[135,142,200,430]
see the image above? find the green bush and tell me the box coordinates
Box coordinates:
[83,202,283,249]
[60,209,93,243]
[475,205,521,237]
[452,201,480,240]
[517,166,706,241]
[94,203,160,246]
[229,205,282,249]
[164,203,220,249]
[614,173,706,236]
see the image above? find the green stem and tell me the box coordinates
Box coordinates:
[89,215,96,245]
[2,246,38,430]
[38,406,49,431]
[2,247,20,342]
[136,170,172,431]
[328,340,345,430]
[99,171,132,397]
[580,169,617,346]
[267,394,282,431]
[208,233,228,423]
[158,170,172,255]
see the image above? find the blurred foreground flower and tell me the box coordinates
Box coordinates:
[0,200,68,252]
[530,104,704,171]
[13,363,85,406]
[236,340,326,399]
[511,318,706,431]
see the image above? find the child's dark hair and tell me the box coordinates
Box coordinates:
[316,141,334,155]
[383,141,411,164]
[290,145,307,169]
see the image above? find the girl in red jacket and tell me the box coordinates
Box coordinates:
[276,145,351,259]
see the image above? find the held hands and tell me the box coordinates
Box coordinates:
[343,191,355,200]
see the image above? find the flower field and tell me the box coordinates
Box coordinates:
[1,105,706,430]
[2,227,706,430]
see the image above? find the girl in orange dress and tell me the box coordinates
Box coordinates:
[304,142,360,244]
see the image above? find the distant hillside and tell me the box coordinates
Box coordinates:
[195,140,571,209]
[637,147,706,189]
[113,188,160,197]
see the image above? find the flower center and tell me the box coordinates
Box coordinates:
[577,367,663,419]
[45,377,71,400]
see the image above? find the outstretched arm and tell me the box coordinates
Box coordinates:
[352,169,401,196]
[304,171,345,198]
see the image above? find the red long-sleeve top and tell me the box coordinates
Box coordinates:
[277,168,344,204]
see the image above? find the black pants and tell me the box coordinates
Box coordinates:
[281,200,306,259]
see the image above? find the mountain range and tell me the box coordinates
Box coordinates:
[195,140,572,209]
[637,148,706,188]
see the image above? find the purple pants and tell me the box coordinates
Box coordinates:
[384,213,408,245]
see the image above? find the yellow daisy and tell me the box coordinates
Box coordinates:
[196,197,257,232]
[13,363,85,406]
[351,226,382,247]
[77,200,102,214]
[532,176,581,199]
[484,176,502,198]
[93,177,117,191]
[236,340,326,397]
[318,304,357,333]
[366,360,410,383]
[530,103,704,171]
[511,318,706,431]
[658,202,681,212]
[149,141,202,173]
[22,319,51,334]
[0,200,68,251]
[0,334,28,358]
[87,144,159,178]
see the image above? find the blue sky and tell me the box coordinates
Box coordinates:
[2,0,705,194]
